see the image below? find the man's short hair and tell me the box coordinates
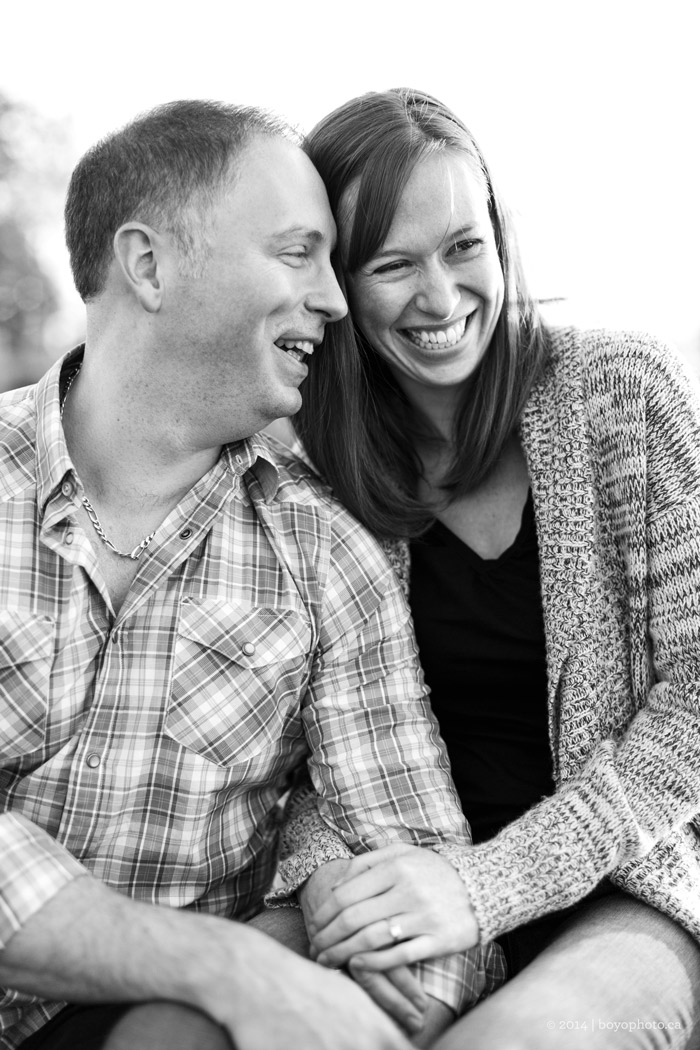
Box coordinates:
[65,99,300,302]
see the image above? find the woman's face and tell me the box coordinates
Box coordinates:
[343,151,504,402]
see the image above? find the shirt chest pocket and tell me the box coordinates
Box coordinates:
[165,599,312,768]
[0,608,55,762]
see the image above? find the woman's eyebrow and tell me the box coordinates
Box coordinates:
[370,222,480,259]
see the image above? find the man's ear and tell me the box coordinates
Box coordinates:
[113,223,167,313]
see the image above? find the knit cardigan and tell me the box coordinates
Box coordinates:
[276,327,700,948]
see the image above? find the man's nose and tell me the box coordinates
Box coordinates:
[414,264,460,319]
[307,262,348,323]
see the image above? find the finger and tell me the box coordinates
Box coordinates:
[349,966,425,1036]
[311,866,401,931]
[311,892,405,951]
[299,859,352,922]
[316,916,413,968]
[348,935,437,972]
[383,965,428,1011]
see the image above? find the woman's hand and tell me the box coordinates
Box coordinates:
[307,844,480,972]
[300,859,430,1035]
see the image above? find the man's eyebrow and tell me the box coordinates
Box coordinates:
[269,227,327,245]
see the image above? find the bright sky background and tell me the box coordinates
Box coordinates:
[3,0,699,365]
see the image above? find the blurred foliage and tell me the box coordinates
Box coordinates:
[0,92,72,390]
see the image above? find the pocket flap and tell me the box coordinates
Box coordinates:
[0,608,55,666]
[178,598,310,667]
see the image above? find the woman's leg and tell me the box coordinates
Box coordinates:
[432,893,700,1050]
[246,905,311,957]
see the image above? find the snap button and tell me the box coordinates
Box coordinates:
[86,753,101,769]
[179,528,193,540]
[61,480,74,498]
[65,531,74,545]
[242,642,256,656]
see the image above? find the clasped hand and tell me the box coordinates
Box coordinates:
[306,844,479,972]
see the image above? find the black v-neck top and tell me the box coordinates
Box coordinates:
[409,491,554,843]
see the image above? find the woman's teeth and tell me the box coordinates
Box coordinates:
[403,317,468,349]
[274,339,314,362]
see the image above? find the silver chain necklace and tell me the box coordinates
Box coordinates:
[60,365,156,561]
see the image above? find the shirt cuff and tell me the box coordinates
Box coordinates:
[0,813,88,950]
[413,941,507,1015]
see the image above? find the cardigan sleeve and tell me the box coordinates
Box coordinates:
[439,331,700,944]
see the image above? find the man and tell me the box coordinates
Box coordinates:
[0,101,497,1050]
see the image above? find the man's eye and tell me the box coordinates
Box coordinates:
[283,248,309,261]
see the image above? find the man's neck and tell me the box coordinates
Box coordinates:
[61,350,222,516]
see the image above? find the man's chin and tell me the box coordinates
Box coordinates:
[278,389,303,419]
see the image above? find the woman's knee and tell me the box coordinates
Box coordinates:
[434,895,700,1050]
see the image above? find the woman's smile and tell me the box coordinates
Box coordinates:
[399,313,470,352]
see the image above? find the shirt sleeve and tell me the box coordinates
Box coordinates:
[272,506,505,1013]
[302,507,469,852]
[0,812,88,950]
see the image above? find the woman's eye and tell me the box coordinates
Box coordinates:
[451,238,481,255]
[373,259,410,275]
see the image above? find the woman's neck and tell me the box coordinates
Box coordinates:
[396,374,462,443]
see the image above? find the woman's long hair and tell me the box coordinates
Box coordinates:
[295,88,550,539]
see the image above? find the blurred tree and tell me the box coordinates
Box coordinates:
[0,93,71,391]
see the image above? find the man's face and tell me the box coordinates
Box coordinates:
[165,136,347,444]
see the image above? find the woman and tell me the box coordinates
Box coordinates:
[275,89,700,1048]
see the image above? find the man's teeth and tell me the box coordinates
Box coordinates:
[404,317,467,349]
[275,338,314,362]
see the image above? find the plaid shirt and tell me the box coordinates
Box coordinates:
[0,350,489,1046]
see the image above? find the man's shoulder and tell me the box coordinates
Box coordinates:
[261,431,335,509]
[261,436,393,563]
[0,384,38,500]
[0,381,37,414]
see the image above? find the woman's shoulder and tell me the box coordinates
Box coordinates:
[542,325,698,405]
[547,325,690,376]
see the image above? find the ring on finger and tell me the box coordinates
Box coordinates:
[387,919,403,943]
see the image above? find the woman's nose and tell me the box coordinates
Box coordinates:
[413,265,460,319]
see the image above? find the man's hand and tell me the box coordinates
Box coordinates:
[197,920,413,1049]
[0,874,412,1050]
[300,860,429,1036]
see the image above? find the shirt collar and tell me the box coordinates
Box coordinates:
[222,432,281,502]
[35,346,84,516]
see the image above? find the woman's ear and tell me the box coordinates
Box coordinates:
[113,222,166,313]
